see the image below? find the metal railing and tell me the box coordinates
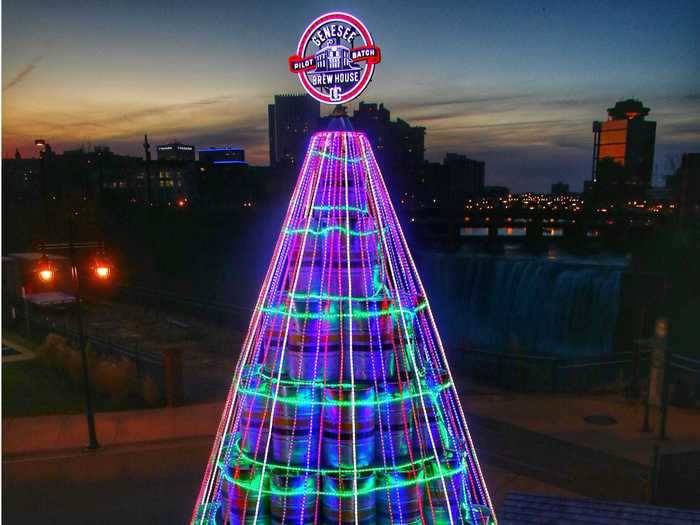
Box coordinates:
[6,301,165,391]
[457,346,700,399]
[115,284,252,327]
[456,347,650,393]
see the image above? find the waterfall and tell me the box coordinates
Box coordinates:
[416,252,625,356]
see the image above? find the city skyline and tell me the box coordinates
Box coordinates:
[3,0,699,192]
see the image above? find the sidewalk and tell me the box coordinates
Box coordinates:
[5,388,698,463]
[6,387,697,461]
[10,390,692,517]
[2,402,223,458]
[2,336,37,363]
[459,389,700,465]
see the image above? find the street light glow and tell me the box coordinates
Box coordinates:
[91,253,113,281]
[38,268,55,282]
[94,265,111,279]
[35,254,55,283]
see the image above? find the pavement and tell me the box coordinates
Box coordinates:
[3,389,699,523]
[3,436,208,524]
[7,389,696,460]
[461,389,700,465]
[2,402,222,458]
[1,338,36,364]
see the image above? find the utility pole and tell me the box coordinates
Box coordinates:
[35,140,52,241]
[40,218,109,450]
[67,216,100,449]
[144,134,152,206]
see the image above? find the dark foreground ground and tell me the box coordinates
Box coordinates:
[4,341,697,524]
[2,434,575,525]
[3,437,206,525]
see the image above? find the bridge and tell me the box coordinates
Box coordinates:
[407,206,671,251]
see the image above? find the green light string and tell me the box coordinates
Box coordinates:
[284,225,380,237]
[287,290,385,303]
[239,365,428,390]
[235,378,451,407]
[219,437,440,477]
[194,502,220,524]
[313,151,363,163]
[368,236,388,305]
[219,461,468,498]
[372,262,386,297]
[259,300,428,321]
[312,205,368,214]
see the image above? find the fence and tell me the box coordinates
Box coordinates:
[669,353,700,405]
[9,286,699,403]
[455,348,647,393]
[6,299,165,394]
[457,347,700,401]
[115,285,252,327]
[656,448,700,509]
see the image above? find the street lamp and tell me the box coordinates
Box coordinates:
[35,139,52,241]
[37,225,114,450]
[91,254,113,281]
[35,254,56,283]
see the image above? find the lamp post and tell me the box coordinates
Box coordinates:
[35,254,56,284]
[35,139,52,241]
[37,215,114,450]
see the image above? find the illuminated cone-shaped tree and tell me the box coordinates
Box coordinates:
[192,119,495,525]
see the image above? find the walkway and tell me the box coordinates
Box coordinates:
[2,402,221,458]
[461,389,700,465]
[4,389,698,518]
[2,337,36,363]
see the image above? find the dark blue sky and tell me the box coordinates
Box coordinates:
[3,0,699,191]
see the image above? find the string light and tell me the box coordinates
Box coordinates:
[191,129,495,525]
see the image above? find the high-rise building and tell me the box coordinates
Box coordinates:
[551,181,570,195]
[415,160,446,209]
[199,147,245,164]
[156,142,196,162]
[589,99,656,203]
[443,153,485,209]
[344,102,425,207]
[674,153,700,218]
[268,94,320,170]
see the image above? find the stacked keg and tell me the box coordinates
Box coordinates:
[213,160,482,525]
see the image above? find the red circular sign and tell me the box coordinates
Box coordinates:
[288,12,381,105]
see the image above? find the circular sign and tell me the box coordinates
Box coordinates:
[288,12,381,105]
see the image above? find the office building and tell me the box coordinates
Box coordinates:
[673,153,700,218]
[156,142,196,162]
[443,153,485,209]
[345,102,426,207]
[551,181,570,195]
[199,147,246,165]
[588,99,656,203]
[268,94,320,170]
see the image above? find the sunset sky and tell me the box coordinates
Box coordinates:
[3,0,699,191]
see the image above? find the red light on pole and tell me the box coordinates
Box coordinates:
[36,254,56,283]
[94,264,111,280]
[91,255,113,281]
